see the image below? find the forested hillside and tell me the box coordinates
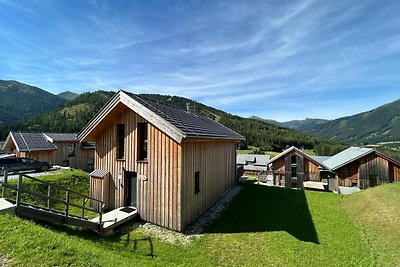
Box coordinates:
[0,80,66,123]
[303,98,400,144]
[0,91,113,138]
[0,90,347,156]
[141,94,347,155]
[57,91,79,101]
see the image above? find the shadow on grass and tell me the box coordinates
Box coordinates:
[205,182,320,244]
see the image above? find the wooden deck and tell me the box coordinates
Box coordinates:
[303,181,327,191]
[0,172,138,234]
[91,206,138,233]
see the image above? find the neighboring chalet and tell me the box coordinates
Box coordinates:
[0,141,11,156]
[237,154,270,175]
[268,146,326,189]
[323,147,400,191]
[2,132,95,171]
[78,91,244,232]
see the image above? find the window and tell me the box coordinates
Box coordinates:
[117,124,125,159]
[291,166,297,178]
[195,171,200,194]
[137,122,148,161]
[88,158,94,167]
[291,155,297,164]
[68,143,76,157]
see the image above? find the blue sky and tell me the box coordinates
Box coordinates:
[0,0,399,121]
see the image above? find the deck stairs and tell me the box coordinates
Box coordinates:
[0,170,137,234]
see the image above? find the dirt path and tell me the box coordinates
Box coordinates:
[0,256,11,267]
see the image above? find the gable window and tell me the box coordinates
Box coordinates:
[194,171,200,194]
[137,122,148,161]
[291,155,297,164]
[117,124,125,159]
[68,143,76,157]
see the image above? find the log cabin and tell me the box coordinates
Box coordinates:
[2,132,95,171]
[78,91,244,231]
[322,147,400,190]
[268,146,325,189]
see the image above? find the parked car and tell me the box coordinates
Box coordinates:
[0,157,52,173]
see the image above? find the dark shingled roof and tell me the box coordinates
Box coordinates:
[126,92,244,140]
[81,141,95,149]
[44,133,78,142]
[11,132,57,151]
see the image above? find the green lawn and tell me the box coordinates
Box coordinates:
[1,172,398,266]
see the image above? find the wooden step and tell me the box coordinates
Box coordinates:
[91,206,138,233]
[0,198,15,214]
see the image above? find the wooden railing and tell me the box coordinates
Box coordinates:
[1,170,106,226]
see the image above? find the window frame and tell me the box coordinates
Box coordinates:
[67,143,76,157]
[137,122,148,162]
[117,124,125,160]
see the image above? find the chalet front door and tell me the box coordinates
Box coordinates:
[126,171,137,207]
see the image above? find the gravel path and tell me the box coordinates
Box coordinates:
[0,256,11,267]
[138,185,241,245]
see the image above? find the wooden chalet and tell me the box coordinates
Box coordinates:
[78,91,244,231]
[2,132,95,171]
[323,147,400,190]
[268,147,325,189]
[236,154,270,175]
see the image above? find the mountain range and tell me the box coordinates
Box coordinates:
[0,80,346,156]
[0,80,66,124]
[253,98,400,146]
[2,79,400,157]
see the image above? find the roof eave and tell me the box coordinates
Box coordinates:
[78,91,187,144]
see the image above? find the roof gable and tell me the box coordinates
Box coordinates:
[79,91,244,143]
[322,147,373,170]
[5,132,57,152]
[269,146,325,168]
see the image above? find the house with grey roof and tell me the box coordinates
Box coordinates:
[321,146,400,190]
[78,90,244,231]
[268,146,327,189]
[236,154,270,175]
[2,131,95,171]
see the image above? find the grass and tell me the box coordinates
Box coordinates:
[5,169,98,219]
[1,173,399,266]
[341,183,400,266]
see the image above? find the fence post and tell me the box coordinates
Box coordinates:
[99,203,105,229]
[1,169,8,198]
[16,174,22,211]
[64,191,70,218]
[47,185,51,209]
[82,197,86,218]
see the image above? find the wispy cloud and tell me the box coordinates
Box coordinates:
[0,0,399,121]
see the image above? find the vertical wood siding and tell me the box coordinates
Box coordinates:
[271,151,319,188]
[180,139,236,230]
[93,104,182,231]
[23,144,94,171]
[335,152,400,189]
